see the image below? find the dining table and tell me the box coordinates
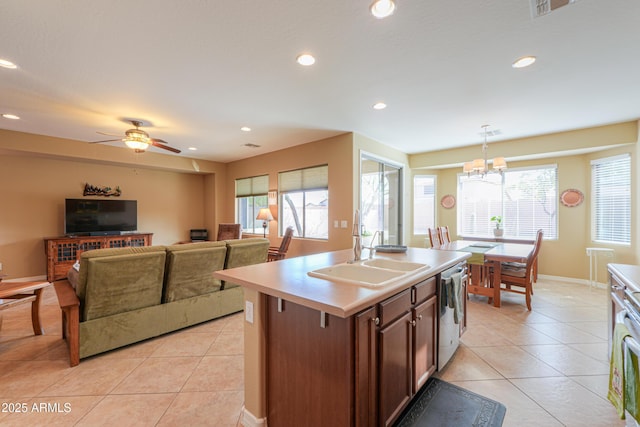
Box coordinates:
[433,240,535,307]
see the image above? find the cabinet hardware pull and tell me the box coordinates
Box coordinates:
[417,315,423,320]
[277,298,283,312]
[320,311,327,328]
[373,317,380,326]
[410,320,416,327]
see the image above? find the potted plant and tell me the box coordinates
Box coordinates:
[490,215,504,237]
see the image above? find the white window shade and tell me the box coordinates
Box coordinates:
[279,165,328,193]
[236,175,269,197]
[592,154,631,244]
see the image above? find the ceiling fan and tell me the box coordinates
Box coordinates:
[92,120,181,153]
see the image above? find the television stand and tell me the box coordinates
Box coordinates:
[43,233,153,281]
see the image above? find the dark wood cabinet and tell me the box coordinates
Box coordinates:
[44,233,153,281]
[413,295,437,393]
[265,274,442,427]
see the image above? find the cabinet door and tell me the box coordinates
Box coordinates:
[413,295,437,393]
[379,310,412,427]
[355,307,378,427]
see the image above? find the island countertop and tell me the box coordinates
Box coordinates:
[214,247,470,318]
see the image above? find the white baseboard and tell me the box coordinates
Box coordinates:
[241,407,267,427]
[537,274,607,289]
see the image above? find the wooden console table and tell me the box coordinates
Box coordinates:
[44,233,153,281]
[0,281,51,334]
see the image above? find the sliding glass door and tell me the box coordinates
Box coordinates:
[360,155,402,246]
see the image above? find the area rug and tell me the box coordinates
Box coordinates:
[393,378,506,427]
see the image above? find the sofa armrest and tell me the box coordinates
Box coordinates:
[53,280,80,367]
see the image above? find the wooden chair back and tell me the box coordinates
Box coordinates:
[268,226,294,261]
[217,223,242,241]
[438,226,451,244]
[428,228,442,248]
[497,229,543,310]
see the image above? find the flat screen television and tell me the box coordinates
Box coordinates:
[65,199,137,236]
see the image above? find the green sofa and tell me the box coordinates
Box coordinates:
[54,238,269,366]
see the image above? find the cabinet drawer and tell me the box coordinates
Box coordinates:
[379,288,411,328]
[414,277,436,304]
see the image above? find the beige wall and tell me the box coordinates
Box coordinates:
[225,133,355,257]
[0,129,227,279]
[409,121,639,282]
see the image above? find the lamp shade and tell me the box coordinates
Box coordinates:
[472,158,485,171]
[492,157,507,170]
[256,208,273,221]
[463,162,474,173]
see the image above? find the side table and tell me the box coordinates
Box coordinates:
[0,281,52,334]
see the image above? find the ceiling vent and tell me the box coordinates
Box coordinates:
[531,0,580,18]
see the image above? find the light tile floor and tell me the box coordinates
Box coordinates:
[0,278,627,426]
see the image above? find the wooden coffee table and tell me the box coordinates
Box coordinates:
[0,281,52,335]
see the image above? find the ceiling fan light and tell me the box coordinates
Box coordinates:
[124,138,150,151]
[370,0,396,18]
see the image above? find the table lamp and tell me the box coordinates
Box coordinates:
[256,208,274,238]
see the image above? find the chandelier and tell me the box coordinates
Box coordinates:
[462,125,507,177]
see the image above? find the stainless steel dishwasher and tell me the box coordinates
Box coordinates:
[438,262,467,370]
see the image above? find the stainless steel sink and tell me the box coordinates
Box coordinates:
[307,259,429,288]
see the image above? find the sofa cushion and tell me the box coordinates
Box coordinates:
[163,241,227,302]
[83,250,166,321]
[76,245,167,304]
[223,238,269,289]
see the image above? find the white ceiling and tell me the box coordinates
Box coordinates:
[1,1,639,163]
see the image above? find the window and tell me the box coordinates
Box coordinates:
[279,165,328,239]
[592,154,631,244]
[458,165,557,239]
[413,175,436,234]
[236,175,268,234]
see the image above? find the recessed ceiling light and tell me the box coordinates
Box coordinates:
[370,0,396,19]
[296,54,316,66]
[240,126,251,132]
[1,113,20,120]
[373,102,387,110]
[0,59,17,69]
[512,56,536,68]
[188,147,197,151]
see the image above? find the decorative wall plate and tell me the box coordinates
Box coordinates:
[560,189,584,207]
[441,194,456,209]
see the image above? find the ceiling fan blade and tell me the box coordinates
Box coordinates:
[151,141,181,153]
[150,138,169,144]
[90,138,122,144]
[96,131,121,137]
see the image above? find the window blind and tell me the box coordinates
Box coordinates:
[236,175,269,197]
[279,165,328,193]
[592,154,631,244]
[457,165,557,239]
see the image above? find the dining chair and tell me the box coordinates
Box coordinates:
[494,229,543,310]
[268,226,294,261]
[428,228,442,248]
[438,226,451,244]
[217,223,242,241]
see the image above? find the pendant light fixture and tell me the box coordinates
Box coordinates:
[462,125,507,177]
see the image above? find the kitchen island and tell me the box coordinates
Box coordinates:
[214,247,470,427]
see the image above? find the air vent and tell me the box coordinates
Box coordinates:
[478,129,502,137]
[531,0,579,18]
[244,143,261,148]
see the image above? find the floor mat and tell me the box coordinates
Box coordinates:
[394,377,506,427]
